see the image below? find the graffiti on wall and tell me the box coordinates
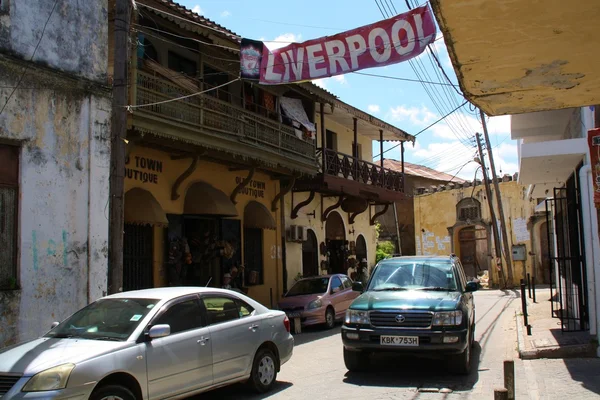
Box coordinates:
[31,230,69,271]
[416,231,451,255]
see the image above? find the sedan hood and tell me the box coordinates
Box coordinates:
[0,338,132,376]
[350,290,461,311]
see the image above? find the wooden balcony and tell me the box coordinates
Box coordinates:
[131,70,318,173]
[294,148,406,203]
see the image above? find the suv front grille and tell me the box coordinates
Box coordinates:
[369,310,433,329]
[0,374,21,396]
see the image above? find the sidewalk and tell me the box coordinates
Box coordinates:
[515,287,597,359]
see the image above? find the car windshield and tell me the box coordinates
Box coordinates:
[285,277,330,296]
[367,261,458,292]
[45,298,159,341]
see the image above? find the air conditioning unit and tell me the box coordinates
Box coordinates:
[286,225,299,242]
[298,226,308,242]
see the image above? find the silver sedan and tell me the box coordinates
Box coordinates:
[0,287,294,399]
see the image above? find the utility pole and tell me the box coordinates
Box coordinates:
[108,0,131,294]
[480,109,514,287]
[476,133,505,288]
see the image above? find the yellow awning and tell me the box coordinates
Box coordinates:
[243,201,276,230]
[124,188,168,226]
[184,181,238,217]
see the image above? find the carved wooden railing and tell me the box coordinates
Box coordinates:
[319,148,404,192]
[134,71,316,161]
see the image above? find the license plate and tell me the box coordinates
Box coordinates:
[380,335,419,346]
[287,311,302,319]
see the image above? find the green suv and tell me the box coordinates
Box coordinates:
[341,255,478,374]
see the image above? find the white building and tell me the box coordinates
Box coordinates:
[512,106,600,356]
[0,0,111,347]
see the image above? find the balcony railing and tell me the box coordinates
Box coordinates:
[319,148,404,192]
[134,70,316,161]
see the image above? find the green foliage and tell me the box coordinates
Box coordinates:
[376,240,395,263]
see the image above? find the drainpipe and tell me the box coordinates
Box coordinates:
[579,164,600,356]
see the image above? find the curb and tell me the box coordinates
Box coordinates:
[515,310,596,360]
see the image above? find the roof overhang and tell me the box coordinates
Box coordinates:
[511,108,577,141]
[518,138,586,186]
[431,0,600,116]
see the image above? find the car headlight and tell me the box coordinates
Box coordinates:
[22,363,75,392]
[432,310,463,326]
[345,309,370,325]
[307,299,323,310]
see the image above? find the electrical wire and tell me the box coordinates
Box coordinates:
[373,100,468,159]
[125,77,241,109]
[352,71,458,87]
[0,0,59,117]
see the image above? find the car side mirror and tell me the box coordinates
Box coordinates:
[148,324,171,339]
[465,281,479,293]
[352,282,364,292]
[50,321,60,329]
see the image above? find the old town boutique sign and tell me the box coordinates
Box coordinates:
[240,4,436,85]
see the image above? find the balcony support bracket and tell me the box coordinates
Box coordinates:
[291,191,315,219]
[349,208,367,225]
[370,203,390,226]
[272,175,296,212]
[171,155,199,201]
[322,195,344,222]
[231,167,256,205]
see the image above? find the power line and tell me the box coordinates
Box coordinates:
[352,71,458,87]
[0,0,59,117]
[373,100,468,159]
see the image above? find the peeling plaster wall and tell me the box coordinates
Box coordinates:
[0,0,108,83]
[0,0,110,347]
[413,181,537,286]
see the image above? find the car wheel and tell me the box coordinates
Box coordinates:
[90,384,137,400]
[471,324,476,347]
[325,307,335,329]
[249,347,278,393]
[451,329,472,375]
[343,347,369,372]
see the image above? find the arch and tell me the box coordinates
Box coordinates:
[355,234,367,263]
[184,181,238,216]
[124,188,168,226]
[456,197,482,222]
[243,201,276,230]
[448,220,491,281]
[325,211,346,240]
[302,229,319,277]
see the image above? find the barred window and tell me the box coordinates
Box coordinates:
[0,144,19,289]
[457,198,481,222]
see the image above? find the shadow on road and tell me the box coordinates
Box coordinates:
[292,324,341,346]
[191,381,293,400]
[564,358,600,396]
[342,342,482,392]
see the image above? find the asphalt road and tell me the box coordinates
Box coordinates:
[196,289,522,400]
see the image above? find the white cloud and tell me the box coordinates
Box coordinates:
[332,74,347,84]
[192,5,202,14]
[368,104,381,114]
[265,33,301,50]
[389,105,437,126]
[221,10,231,17]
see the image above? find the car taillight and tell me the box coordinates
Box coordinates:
[283,315,290,332]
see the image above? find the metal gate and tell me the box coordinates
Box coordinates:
[123,223,154,291]
[545,175,589,332]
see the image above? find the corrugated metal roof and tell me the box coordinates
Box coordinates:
[383,159,466,183]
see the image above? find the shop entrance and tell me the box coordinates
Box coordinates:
[326,211,346,274]
[123,223,154,291]
[302,229,319,277]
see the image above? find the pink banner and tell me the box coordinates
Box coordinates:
[249,5,436,85]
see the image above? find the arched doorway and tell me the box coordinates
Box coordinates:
[356,234,367,264]
[302,229,318,277]
[326,211,346,274]
[457,224,489,280]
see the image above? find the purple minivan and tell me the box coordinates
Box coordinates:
[277,274,360,329]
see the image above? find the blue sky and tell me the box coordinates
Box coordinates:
[178,0,518,181]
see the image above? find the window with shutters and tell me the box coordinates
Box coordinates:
[0,144,19,289]
[456,198,481,222]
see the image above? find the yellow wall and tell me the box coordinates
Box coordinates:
[413,181,536,287]
[283,193,377,291]
[316,113,373,160]
[124,145,283,307]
